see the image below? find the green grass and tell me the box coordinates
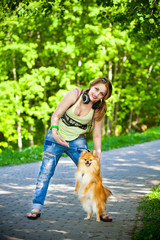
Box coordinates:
[0,145,43,167]
[88,126,160,150]
[132,184,160,240]
[0,126,160,167]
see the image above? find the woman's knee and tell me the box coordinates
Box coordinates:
[40,151,57,178]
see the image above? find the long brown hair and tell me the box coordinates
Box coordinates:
[88,77,112,121]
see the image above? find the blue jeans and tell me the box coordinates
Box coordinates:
[32,129,88,211]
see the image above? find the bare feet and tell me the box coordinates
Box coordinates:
[26,208,41,220]
[100,211,112,222]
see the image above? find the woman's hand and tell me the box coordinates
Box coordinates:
[96,151,101,160]
[52,130,69,148]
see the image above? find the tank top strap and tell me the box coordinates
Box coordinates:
[68,89,83,110]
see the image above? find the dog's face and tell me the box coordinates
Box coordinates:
[78,150,100,174]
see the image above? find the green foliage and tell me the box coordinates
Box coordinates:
[96,0,160,40]
[132,184,160,240]
[0,81,23,146]
[0,0,160,150]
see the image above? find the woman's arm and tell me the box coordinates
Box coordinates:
[92,117,104,160]
[51,88,80,147]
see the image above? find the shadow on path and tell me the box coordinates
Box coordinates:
[0,140,160,240]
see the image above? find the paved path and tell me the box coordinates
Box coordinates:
[0,140,160,240]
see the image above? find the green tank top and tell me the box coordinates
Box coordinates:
[58,95,94,141]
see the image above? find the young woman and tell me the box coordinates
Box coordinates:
[27,77,113,222]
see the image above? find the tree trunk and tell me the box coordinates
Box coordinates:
[113,60,118,135]
[13,56,22,150]
[77,59,82,87]
[113,60,118,82]
[44,89,48,136]
[146,63,153,79]
[114,53,127,135]
[107,117,112,137]
[128,109,133,133]
[102,116,106,137]
[114,92,121,135]
[106,60,113,136]
[17,110,22,150]
[29,125,34,147]
[108,60,112,81]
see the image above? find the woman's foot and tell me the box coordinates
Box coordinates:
[100,211,112,222]
[26,208,41,220]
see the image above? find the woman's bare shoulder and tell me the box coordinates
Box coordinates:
[67,88,82,98]
[61,88,82,105]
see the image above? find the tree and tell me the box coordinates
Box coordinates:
[96,0,160,40]
[0,0,159,150]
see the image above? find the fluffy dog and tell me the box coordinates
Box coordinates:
[75,150,112,222]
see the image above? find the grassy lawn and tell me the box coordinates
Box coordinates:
[0,145,43,167]
[88,126,160,150]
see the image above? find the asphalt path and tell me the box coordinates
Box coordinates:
[0,140,160,240]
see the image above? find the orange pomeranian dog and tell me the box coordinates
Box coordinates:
[75,150,112,222]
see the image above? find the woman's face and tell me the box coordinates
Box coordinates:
[88,83,107,103]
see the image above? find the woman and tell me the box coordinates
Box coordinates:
[27,77,112,222]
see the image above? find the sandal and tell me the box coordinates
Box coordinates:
[100,213,112,222]
[27,210,41,220]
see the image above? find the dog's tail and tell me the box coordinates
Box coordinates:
[104,186,112,198]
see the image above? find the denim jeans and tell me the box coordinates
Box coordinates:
[32,129,88,211]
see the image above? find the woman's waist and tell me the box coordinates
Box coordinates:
[45,128,86,143]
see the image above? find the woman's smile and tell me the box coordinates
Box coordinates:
[92,94,97,100]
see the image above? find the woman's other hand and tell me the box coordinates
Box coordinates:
[52,130,69,148]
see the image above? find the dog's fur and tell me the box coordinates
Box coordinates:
[75,150,111,222]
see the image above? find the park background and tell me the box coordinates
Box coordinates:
[0,0,160,152]
[0,2,160,239]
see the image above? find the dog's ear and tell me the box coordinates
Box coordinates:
[81,150,88,156]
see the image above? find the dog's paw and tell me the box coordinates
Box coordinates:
[84,213,92,221]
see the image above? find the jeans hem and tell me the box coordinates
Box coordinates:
[32,203,43,211]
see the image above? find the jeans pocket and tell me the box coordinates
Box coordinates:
[43,140,53,152]
[45,140,52,146]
